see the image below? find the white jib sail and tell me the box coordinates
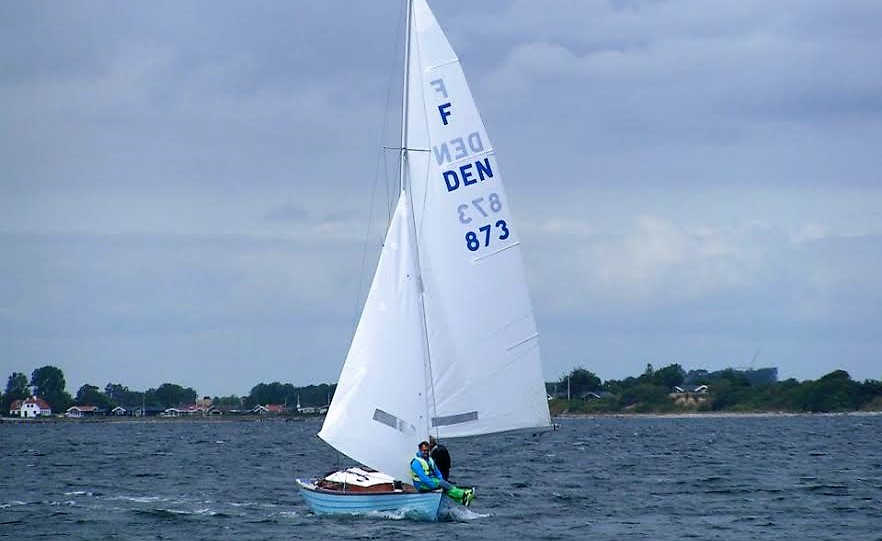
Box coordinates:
[318,194,432,484]
[406,0,552,438]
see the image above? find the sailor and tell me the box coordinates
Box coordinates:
[429,436,451,481]
[410,441,474,506]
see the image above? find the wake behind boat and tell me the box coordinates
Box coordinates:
[298,0,552,521]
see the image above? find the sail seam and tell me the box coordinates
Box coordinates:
[384,146,431,152]
[507,333,539,351]
[471,241,520,262]
[425,58,460,71]
[437,148,496,167]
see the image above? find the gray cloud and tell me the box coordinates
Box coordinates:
[2,1,881,394]
[265,204,308,223]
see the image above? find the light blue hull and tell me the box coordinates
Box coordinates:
[296,479,443,521]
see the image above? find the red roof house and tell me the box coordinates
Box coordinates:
[9,396,53,418]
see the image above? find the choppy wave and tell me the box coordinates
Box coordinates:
[133,508,191,520]
[3,415,881,539]
[108,495,169,503]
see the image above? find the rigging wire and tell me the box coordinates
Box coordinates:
[349,2,407,333]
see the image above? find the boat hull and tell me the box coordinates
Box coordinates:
[296,479,443,521]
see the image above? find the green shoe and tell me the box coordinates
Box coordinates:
[463,488,475,507]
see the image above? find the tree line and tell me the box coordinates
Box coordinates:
[548,364,882,414]
[5,363,880,417]
[1,365,336,415]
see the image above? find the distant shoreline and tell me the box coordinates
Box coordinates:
[0,414,324,424]
[554,410,882,420]
[3,410,881,425]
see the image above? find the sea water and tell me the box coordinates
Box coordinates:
[1,414,880,540]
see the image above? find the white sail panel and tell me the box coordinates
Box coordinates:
[407,0,551,438]
[318,195,431,484]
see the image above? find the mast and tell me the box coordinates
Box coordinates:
[399,0,438,438]
[398,0,412,194]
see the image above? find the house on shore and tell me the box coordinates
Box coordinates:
[162,404,220,417]
[294,395,328,415]
[131,406,163,417]
[9,397,52,418]
[252,404,287,415]
[669,385,711,407]
[65,405,105,418]
[212,405,248,415]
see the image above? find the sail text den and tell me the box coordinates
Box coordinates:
[441,158,494,192]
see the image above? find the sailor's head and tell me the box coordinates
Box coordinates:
[418,441,430,457]
[429,436,437,447]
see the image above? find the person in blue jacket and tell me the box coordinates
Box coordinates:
[409,440,474,506]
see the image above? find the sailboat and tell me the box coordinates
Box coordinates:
[297,0,552,521]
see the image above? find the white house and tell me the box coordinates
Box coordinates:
[251,404,287,415]
[162,405,215,417]
[295,394,325,415]
[65,405,101,418]
[9,396,53,418]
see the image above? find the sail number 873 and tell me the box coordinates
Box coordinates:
[466,220,510,251]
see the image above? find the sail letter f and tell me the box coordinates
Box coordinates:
[431,79,452,125]
[438,103,452,125]
[430,79,448,98]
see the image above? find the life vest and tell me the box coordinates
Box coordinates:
[410,456,438,487]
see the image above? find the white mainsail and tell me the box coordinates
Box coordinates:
[319,0,551,485]
[406,0,551,438]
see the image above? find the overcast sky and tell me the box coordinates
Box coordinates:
[2,0,880,398]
